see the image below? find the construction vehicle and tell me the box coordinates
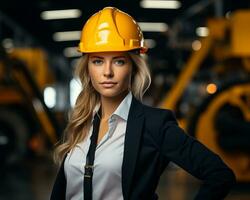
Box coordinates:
[0,46,62,165]
[160,10,250,182]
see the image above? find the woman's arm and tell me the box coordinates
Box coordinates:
[50,157,67,200]
[160,110,236,200]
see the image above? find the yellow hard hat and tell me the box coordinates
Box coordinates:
[78,7,147,54]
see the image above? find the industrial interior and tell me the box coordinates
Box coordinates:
[0,0,250,199]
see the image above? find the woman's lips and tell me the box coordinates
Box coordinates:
[100,82,117,88]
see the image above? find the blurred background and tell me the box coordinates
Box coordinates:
[0,0,250,199]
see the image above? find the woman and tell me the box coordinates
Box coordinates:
[51,7,235,200]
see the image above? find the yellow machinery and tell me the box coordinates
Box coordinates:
[0,47,60,164]
[160,10,250,182]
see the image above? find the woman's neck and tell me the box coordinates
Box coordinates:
[100,90,129,120]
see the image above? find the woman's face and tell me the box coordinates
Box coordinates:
[88,51,133,98]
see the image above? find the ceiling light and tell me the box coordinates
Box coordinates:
[145,39,156,48]
[2,38,14,52]
[140,0,181,9]
[44,87,56,108]
[63,47,82,58]
[41,9,82,20]
[196,27,209,37]
[53,31,81,41]
[192,40,202,51]
[138,22,168,32]
[206,83,217,94]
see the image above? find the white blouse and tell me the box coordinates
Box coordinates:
[64,92,132,200]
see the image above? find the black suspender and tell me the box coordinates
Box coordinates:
[84,110,101,200]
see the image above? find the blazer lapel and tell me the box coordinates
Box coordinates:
[122,96,144,199]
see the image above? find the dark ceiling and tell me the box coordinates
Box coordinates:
[1,0,250,73]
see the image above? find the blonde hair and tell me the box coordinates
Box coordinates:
[54,52,151,163]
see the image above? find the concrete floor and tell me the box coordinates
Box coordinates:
[0,156,249,200]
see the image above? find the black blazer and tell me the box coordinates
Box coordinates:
[51,96,236,200]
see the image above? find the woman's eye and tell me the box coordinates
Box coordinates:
[92,59,103,65]
[114,59,125,66]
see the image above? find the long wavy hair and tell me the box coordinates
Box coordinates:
[54,52,151,163]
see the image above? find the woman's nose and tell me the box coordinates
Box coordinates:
[103,62,114,77]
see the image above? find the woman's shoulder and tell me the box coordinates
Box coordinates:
[141,103,177,123]
[140,103,179,143]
